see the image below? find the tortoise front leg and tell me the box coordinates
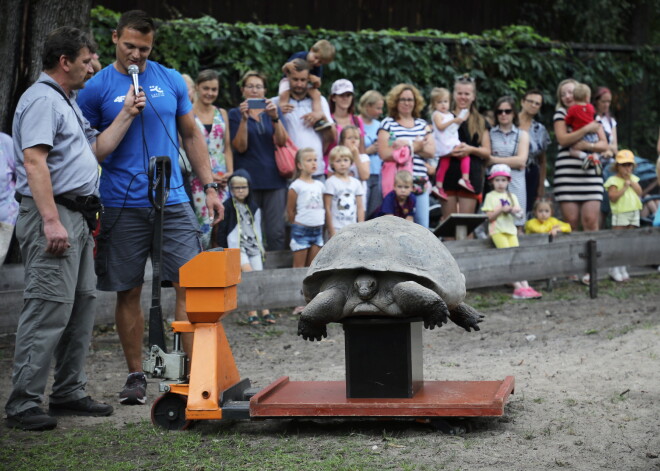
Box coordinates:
[297,288,347,341]
[392,281,449,329]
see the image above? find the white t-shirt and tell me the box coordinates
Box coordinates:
[289,178,325,226]
[432,110,461,157]
[272,95,334,176]
[324,175,364,231]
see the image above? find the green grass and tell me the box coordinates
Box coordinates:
[1,421,419,471]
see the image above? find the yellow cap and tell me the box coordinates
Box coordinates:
[615,149,635,165]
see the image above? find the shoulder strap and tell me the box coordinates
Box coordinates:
[39,81,86,133]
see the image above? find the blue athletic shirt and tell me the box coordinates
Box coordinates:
[77,60,192,207]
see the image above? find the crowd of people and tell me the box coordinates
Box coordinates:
[2,9,660,431]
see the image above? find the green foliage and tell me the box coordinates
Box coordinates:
[90,7,660,168]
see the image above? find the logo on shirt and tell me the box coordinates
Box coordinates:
[114,95,126,103]
[149,85,165,98]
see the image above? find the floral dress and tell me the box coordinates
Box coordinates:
[189,107,227,248]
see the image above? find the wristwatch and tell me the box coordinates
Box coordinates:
[203,182,219,192]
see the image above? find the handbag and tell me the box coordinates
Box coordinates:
[273,135,297,179]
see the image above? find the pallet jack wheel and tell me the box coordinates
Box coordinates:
[151,393,193,430]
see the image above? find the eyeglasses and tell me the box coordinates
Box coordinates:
[620,162,634,167]
[496,109,513,115]
[231,186,248,191]
[524,99,542,106]
[244,85,264,90]
[398,98,415,103]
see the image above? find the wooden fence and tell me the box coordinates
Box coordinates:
[0,228,659,334]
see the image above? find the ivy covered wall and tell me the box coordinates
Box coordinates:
[91,6,660,171]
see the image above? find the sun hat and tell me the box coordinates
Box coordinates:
[615,149,635,165]
[331,79,354,95]
[488,163,512,180]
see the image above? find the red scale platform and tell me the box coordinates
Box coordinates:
[251,376,515,418]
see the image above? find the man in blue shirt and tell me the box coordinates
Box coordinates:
[78,10,223,406]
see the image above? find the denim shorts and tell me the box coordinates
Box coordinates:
[289,224,324,252]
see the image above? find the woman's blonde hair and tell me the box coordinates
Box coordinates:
[555,78,578,110]
[385,83,425,120]
[452,77,486,143]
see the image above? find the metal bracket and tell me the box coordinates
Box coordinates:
[143,344,188,381]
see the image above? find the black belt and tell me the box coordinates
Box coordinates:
[16,193,102,231]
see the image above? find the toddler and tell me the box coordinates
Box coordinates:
[566,83,602,174]
[215,170,274,325]
[324,145,365,238]
[372,170,416,221]
[525,199,572,237]
[482,164,542,300]
[604,150,643,282]
[279,40,336,131]
[429,87,472,200]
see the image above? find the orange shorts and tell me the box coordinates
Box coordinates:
[444,189,483,204]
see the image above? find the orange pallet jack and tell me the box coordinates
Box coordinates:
[145,249,515,431]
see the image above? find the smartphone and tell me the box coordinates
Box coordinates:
[247,98,267,109]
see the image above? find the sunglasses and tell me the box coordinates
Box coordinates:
[496,109,513,115]
[455,74,475,83]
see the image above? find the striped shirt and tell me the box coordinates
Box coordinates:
[379,117,429,178]
[552,108,603,203]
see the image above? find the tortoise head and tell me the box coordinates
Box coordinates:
[354,272,378,300]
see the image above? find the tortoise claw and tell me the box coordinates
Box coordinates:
[297,319,327,341]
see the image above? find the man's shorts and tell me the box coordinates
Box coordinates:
[611,210,640,227]
[95,203,202,292]
[289,224,324,252]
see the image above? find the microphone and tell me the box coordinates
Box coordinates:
[127,65,140,93]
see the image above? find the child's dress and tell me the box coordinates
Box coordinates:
[481,191,520,236]
[432,110,461,157]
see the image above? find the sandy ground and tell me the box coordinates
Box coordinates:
[1,275,659,470]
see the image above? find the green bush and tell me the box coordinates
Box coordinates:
[90,7,660,176]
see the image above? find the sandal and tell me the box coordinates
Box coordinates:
[262,314,277,325]
[247,315,261,326]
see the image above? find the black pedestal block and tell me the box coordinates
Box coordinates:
[343,317,423,398]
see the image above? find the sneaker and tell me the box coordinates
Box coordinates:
[581,273,590,286]
[313,119,332,131]
[581,155,593,170]
[49,396,113,417]
[592,157,602,176]
[513,287,534,299]
[609,266,623,282]
[6,407,57,431]
[458,178,476,193]
[432,186,448,201]
[119,372,147,405]
[619,266,630,281]
[523,287,542,299]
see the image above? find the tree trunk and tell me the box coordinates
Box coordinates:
[0,0,91,133]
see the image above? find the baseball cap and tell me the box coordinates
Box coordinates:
[488,163,512,180]
[615,149,635,165]
[331,79,354,95]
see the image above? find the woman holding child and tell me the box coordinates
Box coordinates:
[229,70,289,250]
[377,84,435,228]
[440,75,491,222]
[553,79,608,233]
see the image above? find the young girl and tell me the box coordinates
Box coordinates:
[339,125,370,197]
[525,199,572,237]
[287,148,326,268]
[604,150,643,282]
[215,170,274,325]
[324,145,365,238]
[482,164,542,300]
[429,87,472,200]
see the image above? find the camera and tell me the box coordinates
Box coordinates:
[247,98,267,109]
